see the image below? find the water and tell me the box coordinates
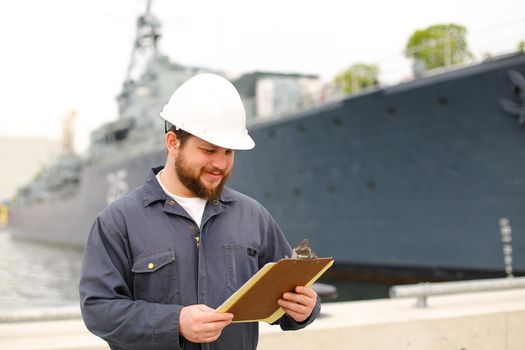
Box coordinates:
[0,229,392,313]
[0,230,84,312]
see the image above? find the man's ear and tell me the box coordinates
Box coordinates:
[166,131,181,154]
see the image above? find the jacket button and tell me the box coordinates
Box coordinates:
[168,200,175,205]
[189,225,195,231]
[213,200,219,205]
[147,263,155,270]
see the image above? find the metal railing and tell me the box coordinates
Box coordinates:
[389,276,525,308]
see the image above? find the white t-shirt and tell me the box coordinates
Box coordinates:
[156,171,207,227]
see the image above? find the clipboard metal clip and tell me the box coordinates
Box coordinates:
[291,239,318,259]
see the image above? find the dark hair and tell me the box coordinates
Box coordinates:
[165,121,192,147]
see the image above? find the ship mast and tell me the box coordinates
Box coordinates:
[124,0,161,83]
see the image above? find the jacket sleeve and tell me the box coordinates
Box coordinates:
[258,209,321,331]
[79,212,183,350]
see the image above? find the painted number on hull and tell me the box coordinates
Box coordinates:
[106,169,129,204]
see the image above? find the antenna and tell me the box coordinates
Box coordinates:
[124,0,162,83]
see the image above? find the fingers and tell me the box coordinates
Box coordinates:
[179,305,234,343]
[281,292,310,305]
[278,286,318,323]
[193,320,231,342]
[295,286,317,298]
[278,297,310,314]
[201,310,234,323]
[282,286,317,305]
[196,304,215,312]
[184,305,233,323]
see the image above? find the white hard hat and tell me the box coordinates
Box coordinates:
[160,73,255,150]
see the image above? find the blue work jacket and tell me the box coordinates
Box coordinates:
[80,167,320,350]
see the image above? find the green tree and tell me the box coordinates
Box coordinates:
[334,63,379,94]
[405,23,473,72]
[518,40,525,53]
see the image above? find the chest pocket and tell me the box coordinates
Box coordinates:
[224,244,259,293]
[132,249,179,304]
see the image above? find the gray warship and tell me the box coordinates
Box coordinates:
[9,3,525,282]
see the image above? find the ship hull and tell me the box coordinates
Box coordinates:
[10,54,525,281]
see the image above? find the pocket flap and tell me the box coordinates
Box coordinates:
[132,250,176,273]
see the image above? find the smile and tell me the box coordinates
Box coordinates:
[203,172,223,181]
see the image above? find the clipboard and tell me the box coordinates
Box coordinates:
[216,257,334,323]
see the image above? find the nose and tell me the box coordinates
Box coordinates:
[210,151,231,171]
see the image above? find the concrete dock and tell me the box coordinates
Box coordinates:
[1,288,524,350]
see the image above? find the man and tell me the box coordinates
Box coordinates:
[80,73,320,350]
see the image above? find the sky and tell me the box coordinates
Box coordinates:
[0,0,524,153]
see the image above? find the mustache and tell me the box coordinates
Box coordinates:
[201,167,226,176]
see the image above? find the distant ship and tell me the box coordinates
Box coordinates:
[9,1,525,282]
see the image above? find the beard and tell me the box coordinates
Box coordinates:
[174,152,230,200]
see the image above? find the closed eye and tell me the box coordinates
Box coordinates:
[202,148,216,154]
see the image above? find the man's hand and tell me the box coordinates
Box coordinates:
[179,304,233,343]
[277,286,318,323]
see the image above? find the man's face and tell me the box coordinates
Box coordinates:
[174,136,234,200]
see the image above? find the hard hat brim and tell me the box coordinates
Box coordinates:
[194,130,255,150]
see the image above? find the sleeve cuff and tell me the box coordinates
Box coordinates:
[153,303,184,349]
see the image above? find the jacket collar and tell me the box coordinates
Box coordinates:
[142,166,237,207]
